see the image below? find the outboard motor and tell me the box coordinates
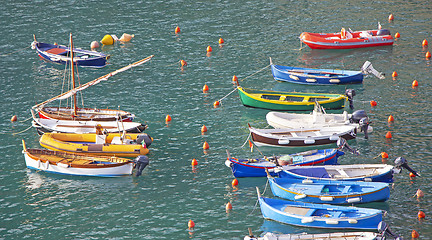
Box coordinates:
[337,137,360,155]
[377,29,391,36]
[350,110,367,123]
[345,89,356,109]
[394,157,420,176]
[135,134,152,147]
[358,117,370,139]
[377,221,404,240]
[134,155,150,177]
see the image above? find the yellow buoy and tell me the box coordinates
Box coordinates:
[100,35,117,45]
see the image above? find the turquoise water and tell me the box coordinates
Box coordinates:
[1,1,431,239]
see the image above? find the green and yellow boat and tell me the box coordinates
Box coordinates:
[237,86,348,111]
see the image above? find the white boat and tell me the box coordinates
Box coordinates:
[245,231,381,240]
[266,107,372,138]
[248,124,356,148]
[32,118,147,134]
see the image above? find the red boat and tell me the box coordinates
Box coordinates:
[300,28,394,49]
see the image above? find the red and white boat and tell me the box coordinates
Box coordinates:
[300,28,394,49]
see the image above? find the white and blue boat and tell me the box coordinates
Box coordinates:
[225,149,343,178]
[31,35,109,68]
[256,187,385,230]
[270,58,383,85]
[268,176,390,204]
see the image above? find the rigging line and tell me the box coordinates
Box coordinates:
[0,45,31,57]
[239,64,270,83]
[12,125,33,135]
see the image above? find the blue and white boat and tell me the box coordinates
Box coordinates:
[268,176,390,204]
[270,58,383,85]
[256,187,385,230]
[274,164,395,183]
[31,35,109,68]
[225,149,343,178]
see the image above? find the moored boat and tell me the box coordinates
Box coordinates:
[31,35,109,68]
[248,124,357,148]
[39,131,153,157]
[300,28,394,49]
[225,148,344,178]
[237,86,348,111]
[22,140,142,177]
[32,118,147,135]
[268,176,390,204]
[256,187,385,230]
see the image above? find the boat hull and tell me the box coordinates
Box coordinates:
[23,149,134,177]
[271,64,363,85]
[37,107,134,122]
[238,87,347,111]
[258,195,384,230]
[226,149,343,178]
[269,177,390,204]
[34,42,108,68]
[300,30,394,50]
[244,231,380,240]
[278,164,395,183]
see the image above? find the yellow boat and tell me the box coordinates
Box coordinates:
[39,132,152,157]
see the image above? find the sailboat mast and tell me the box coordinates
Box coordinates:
[69,33,78,118]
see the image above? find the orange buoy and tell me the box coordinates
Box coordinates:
[206,46,212,52]
[388,14,394,21]
[410,172,417,178]
[180,60,187,67]
[414,189,424,198]
[385,131,392,139]
[412,80,418,88]
[426,51,431,59]
[392,71,398,77]
[188,219,195,230]
[175,26,180,34]
[226,202,232,211]
[388,115,394,122]
[232,178,239,186]
[381,152,389,158]
[394,32,400,38]
[201,125,207,133]
[370,100,377,107]
[165,114,172,122]
[422,39,428,46]
[203,84,209,92]
[90,41,100,49]
[213,101,220,107]
[191,158,198,166]
[412,230,419,239]
[418,211,426,219]
[203,141,209,150]
[219,38,224,44]
[10,115,17,122]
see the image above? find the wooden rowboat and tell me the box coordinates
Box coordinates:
[268,176,390,204]
[22,140,136,177]
[225,148,343,178]
[31,35,108,68]
[237,86,348,111]
[39,132,152,157]
[256,187,385,230]
[300,29,394,49]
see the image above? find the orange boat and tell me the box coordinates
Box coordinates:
[300,28,394,49]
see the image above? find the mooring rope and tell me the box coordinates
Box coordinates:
[11,125,33,135]
[0,45,31,57]
[19,116,33,123]
[248,181,270,216]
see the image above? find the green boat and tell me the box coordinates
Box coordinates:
[237,86,348,111]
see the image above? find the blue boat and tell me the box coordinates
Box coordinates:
[275,164,395,183]
[225,149,344,178]
[270,58,383,85]
[31,34,109,68]
[256,187,385,230]
[268,177,390,204]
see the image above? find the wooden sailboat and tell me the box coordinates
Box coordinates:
[31,33,154,125]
